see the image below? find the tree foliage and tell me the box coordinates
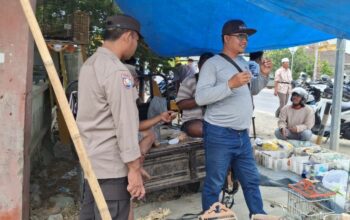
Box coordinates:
[36,0,120,53]
[320,60,333,76]
[265,48,315,79]
[35,0,173,74]
[135,42,173,74]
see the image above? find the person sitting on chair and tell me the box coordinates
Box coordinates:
[275,87,315,141]
[176,52,214,137]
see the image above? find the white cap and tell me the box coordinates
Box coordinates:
[281,58,289,63]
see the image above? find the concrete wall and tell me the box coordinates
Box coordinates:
[30,82,52,170]
[0,0,36,219]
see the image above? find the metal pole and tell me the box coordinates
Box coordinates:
[289,47,297,77]
[313,43,319,81]
[291,52,294,76]
[329,38,345,151]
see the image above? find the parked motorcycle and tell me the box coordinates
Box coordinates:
[293,74,350,140]
[311,98,350,140]
[320,80,350,102]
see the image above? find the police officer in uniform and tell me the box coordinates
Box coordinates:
[77,14,144,219]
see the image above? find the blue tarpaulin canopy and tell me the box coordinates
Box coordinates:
[116,0,350,57]
[116,0,350,150]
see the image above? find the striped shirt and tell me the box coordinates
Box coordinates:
[176,74,203,122]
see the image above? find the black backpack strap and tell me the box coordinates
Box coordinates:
[219,53,255,109]
[195,73,199,83]
[219,53,244,72]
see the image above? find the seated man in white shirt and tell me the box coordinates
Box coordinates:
[176,52,214,137]
[275,87,315,141]
[126,64,176,177]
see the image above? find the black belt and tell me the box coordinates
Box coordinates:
[278,82,291,84]
[230,128,247,133]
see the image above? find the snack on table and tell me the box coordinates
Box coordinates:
[261,139,293,151]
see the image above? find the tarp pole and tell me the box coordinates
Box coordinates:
[329,38,345,151]
[313,43,319,81]
[19,0,112,219]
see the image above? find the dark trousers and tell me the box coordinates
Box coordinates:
[80,178,130,220]
[275,92,289,117]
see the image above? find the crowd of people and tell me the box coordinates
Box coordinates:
[76,13,315,219]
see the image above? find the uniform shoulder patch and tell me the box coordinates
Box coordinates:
[121,72,134,89]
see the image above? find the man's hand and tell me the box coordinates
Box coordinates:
[260,58,273,77]
[160,111,176,123]
[127,161,145,200]
[274,90,278,96]
[280,128,288,137]
[289,126,298,133]
[228,71,251,89]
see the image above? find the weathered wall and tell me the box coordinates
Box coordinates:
[0,0,36,219]
[30,81,52,169]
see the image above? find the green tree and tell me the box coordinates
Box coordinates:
[36,0,173,74]
[36,0,120,54]
[264,48,290,77]
[265,47,315,79]
[320,60,333,76]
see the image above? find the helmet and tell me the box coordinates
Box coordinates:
[321,74,330,82]
[300,72,307,79]
[292,87,308,99]
[291,87,308,106]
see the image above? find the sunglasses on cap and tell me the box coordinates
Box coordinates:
[227,33,249,41]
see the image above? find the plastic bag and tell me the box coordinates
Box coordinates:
[322,170,349,194]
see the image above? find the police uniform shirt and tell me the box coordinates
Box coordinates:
[76,47,141,179]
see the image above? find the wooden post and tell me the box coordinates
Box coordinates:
[19,0,112,219]
[59,50,68,89]
[58,49,71,144]
[316,102,332,145]
[80,45,88,62]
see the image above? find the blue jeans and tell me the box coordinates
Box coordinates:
[202,121,265,216]
[275,128,313,141]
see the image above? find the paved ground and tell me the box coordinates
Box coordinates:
[255,88,280,114]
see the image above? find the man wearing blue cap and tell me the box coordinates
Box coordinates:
[195,19,272,216]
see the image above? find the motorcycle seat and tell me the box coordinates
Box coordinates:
[341,102,350,112]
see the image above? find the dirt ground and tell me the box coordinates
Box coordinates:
[30,111,350,219]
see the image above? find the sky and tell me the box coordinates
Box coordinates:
[328,39,350,53]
